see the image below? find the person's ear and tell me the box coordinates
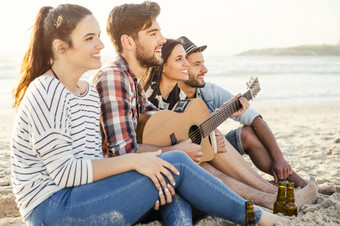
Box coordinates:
[121,35,135,50]
[52,39,69,53]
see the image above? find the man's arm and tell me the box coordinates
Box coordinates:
[93,68,139,156]
[200,83,261,126]
[138,139,202,162]
[202,83,292,179]
[252,116,292,181]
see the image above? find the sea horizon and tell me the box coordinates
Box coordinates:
[1,55,340,114]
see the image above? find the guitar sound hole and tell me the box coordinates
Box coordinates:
[188,125,202,145]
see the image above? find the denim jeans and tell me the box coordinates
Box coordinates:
[135,193,193,226]
[26,151,262,225]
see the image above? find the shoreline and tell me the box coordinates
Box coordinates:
[1,104,339,225]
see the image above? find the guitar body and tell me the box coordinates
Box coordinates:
[137,98,215,163]
[137,77,261,164]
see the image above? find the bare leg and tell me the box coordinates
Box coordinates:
[209,143,277,194]
[226,141,278,192]
[243,126,336,195]
[201,162,276,209]
[317,185,336,195]
[242,126,307,185]
[287,174,336,195]
[201,163,318,211]
[242,126,275,174]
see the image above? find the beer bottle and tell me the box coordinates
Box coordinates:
[284,182,298,216]
[273,181,286,214]
[245,200,256,226]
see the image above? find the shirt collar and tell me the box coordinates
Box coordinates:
[115,55,139,81]
[195,87,202,98]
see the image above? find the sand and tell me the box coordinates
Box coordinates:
[0,105,339,225]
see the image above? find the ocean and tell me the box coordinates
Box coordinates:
[203,55,340,107]
[1,55,340,113]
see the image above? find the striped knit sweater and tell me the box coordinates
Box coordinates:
[11,75,103,219]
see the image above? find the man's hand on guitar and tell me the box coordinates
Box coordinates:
[174,138,202,162]
[220,93,250,118]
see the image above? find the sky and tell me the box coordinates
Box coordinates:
[1,0,340,58]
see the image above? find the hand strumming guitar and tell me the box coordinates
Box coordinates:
[214,129,228,153]
[173,138,202,162]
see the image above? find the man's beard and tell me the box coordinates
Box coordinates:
[184,75,205,88]
[135,41,163,67]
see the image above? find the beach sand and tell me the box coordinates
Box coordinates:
[0,105,339,225]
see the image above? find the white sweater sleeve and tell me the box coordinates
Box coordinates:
[32,127,93,187]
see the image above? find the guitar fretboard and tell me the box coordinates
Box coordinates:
[200,90,252,137]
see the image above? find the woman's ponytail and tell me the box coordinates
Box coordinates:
[12,4,92,110]
[12,6,52,109]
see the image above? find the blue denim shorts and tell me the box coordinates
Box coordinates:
[225,126,246,155]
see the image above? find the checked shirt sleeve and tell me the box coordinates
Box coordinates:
[94,68,139,156]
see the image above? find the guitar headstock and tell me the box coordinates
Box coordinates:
[246,76,261,99]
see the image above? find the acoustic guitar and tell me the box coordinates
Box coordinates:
[137,77,261,164]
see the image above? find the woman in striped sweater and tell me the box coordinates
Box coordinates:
[11,3,288,226]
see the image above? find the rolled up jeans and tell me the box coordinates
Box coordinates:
[26,151,262,225]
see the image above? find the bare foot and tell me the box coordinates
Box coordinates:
[295,179,318,211]
[258,210,289,226]
[317,184,336,195]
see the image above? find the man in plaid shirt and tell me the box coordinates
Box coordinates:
[93,56,158,157]
[92,3,200,159]
[92,2,202,216]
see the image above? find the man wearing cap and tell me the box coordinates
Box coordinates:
[176,36,335,195]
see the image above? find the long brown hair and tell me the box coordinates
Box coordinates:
[12,4,92,109]
[142,39,182,110]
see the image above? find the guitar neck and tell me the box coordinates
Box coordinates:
[200,90,252,137]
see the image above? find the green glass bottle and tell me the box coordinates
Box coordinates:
[284,182,298,216]
[273,181,286,214]
[245,200,256,226]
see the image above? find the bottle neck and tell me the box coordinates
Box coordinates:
[286,186,295,203]
[245,201,256,224]
[277,186,286,201]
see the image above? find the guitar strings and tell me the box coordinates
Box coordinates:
[189,97,241,139]
[187,97,242,141]
[187,90,254,142]
[204,90,253,132]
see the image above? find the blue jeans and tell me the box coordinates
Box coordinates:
[136,194,192,225]
[26,151,262,225]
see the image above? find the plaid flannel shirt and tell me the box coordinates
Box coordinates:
[93,56,158,156]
